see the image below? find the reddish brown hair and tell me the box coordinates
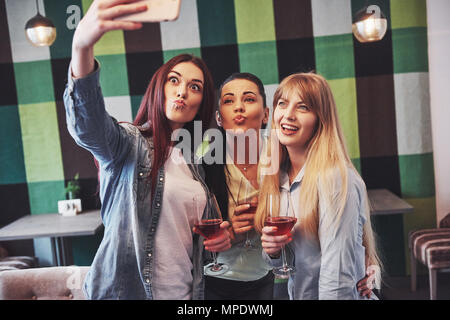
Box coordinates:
[133,54,215,196]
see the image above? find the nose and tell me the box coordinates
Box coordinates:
[285,104,296,120]
[177,83,187,99]
[233,100,245,113]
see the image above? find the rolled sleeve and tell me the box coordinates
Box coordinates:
[63,60,132,171]
[318,185,364,300]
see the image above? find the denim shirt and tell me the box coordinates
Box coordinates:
[63,61,207,300]
[263,166,377,300]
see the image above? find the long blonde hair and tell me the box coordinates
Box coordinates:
[254,72,381,270]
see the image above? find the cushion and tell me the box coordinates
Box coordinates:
[426,245,450,269]
[409,228,450,250]
[409,230,450,267]
[0,266,89,300]
[0,256,37,267]
[0,260,31,269]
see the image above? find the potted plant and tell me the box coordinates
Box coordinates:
[65,173,81,200]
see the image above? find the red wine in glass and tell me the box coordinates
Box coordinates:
[265,216,297,236]
[265,193,297,279]
[194,219,222,240]
[193,194,229,276]
[245,203,258,214]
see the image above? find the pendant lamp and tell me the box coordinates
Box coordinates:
[25,0,56,47]
[352,5,387,43]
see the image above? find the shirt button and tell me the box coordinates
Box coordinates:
[156,202,160,207]
[148,253,152,257]
[146,279,150,284]
[159,177,163,182]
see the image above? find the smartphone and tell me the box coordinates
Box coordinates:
[116,0,181,22]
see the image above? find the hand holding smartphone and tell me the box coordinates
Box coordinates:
[115,0,182,22]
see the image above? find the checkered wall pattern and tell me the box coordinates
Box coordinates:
[0,0,434,275]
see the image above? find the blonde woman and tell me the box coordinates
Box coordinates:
[254,73,381,300]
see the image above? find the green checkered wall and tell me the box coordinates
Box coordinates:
[0,0,434,275]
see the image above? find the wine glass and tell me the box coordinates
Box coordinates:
[237,177,258,250]
[193,194,229,276]
[265,193,297,279]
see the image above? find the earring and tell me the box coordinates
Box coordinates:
[216,113,223,127]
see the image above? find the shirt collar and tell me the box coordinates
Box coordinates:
[280,164,305,191]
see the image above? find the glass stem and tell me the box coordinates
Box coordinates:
[211,251,221,271]
[281,246,288,270]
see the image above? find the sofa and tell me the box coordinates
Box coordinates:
[0,266,89,300]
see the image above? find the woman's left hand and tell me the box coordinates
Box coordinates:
[194,221,232,252]
[357,275,374,298]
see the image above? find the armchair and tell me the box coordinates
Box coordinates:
[0,266,89,300]
[409,213,450,299]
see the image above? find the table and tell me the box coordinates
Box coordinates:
[367,189,414,277]
[368,189,414,215]
[0,210,103,266]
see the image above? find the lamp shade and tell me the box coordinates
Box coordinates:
[352,6,387,43]
[25,13,56,47]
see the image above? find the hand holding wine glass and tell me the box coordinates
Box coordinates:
[192,194,231,275]
[261,193,296,278]
[235,177,258,249]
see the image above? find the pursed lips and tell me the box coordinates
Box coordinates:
[173,99,186,109]
[233,115,246,124]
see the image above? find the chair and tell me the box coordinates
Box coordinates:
[409,213,450,299]
[0,266,89,300]
[0,244,37,272]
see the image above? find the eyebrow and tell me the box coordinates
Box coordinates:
[279,97,306,104]
[169,70,204,84]
[222,91,257,98]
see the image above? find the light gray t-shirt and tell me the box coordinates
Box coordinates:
[152,147,206,300]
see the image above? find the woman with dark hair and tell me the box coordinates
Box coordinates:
[63,0,231,300]
[203,72,273,299]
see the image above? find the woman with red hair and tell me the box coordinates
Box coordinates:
[63,0,230,300]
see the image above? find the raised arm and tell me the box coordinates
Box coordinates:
[71,0,146,78]
[64,1,147,169]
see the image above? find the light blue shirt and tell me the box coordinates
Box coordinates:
[263,166,377,300]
